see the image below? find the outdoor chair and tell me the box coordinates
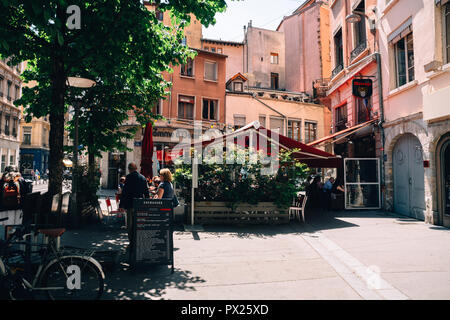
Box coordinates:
[289,194,307,223]
[102,197,125,226]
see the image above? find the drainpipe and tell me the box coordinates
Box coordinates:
[253,95,288,136]
[375,52,386,208]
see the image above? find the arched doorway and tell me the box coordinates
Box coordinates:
[393,134,425,220]
[437,133,450,227]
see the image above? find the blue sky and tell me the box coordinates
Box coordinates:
[202,0,307,42]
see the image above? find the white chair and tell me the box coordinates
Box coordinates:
[289,194,307,223]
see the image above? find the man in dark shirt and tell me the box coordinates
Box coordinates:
[119,162,150,242]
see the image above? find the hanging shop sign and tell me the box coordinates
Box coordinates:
[352,78,373,98]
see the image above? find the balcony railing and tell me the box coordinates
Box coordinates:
[335,120,347,133]
[332,64,344,79]
[350,41,367,61]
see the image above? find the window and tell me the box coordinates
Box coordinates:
[333,29,344,77]
[210,47,216,52]
[202,99,218,121]
[153,100,163,115]
[233,82,243,92]
[335,104,348,132]
[270,53,279,64]
[444,3,450,63]
[1,155,5,172]
[288,120,302,142]
[356,97,372,124]
[23,127,31,145]
[270,117,284,135]
[4,116,9,135]
[42,128,47,146]
[305,122,317,144]
[217,48,223,54]
[204,46,209,51]
[351,0,366,60]
[9,154,14,166]
[394,32,414,87]
[271,73,279,90]
[178,95,194,120]
[204,61,217,81]
[0,76,3,97]
[180,58,194,77]
[181,37,187,46]
[14,85,19,101]
[259,115,266,127]
[12,118,17,137]
[7,81,11,101]
[233,115,246,130]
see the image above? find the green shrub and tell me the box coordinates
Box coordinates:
[174,147,310,209]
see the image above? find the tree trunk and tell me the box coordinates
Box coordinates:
[48,56,66,197]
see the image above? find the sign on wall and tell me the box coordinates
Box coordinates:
[352,79,373,99]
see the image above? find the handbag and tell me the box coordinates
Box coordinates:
[170,182,180,207]
[172,194,180,207]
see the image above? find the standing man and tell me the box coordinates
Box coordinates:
[119,162,150,243]
[323,177,335,211]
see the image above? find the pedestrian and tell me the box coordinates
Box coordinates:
[119,163,150,242]
[154,168,174,200]
[30,169,35,184]
[35,169,40,184]
[116,176,126,200]
[323,177,335,210]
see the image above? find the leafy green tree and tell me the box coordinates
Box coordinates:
[0,0,227,196]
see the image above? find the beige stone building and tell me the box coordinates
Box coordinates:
[226,75,331,147]
[0,57,22,172]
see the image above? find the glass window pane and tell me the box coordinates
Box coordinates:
[345,159,379,183]
[407,35,414,82]
[346,184,380,208]
[209,100,215,120]
[396,38,406,87]
[202,100,208,119]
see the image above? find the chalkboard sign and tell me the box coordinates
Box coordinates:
[131,199,174,273]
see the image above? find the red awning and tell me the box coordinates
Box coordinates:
[170,121,342,168]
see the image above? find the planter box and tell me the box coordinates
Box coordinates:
[192,201,289,225]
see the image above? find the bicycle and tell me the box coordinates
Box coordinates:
[0,217,105,300]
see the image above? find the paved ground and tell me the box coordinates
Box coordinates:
[60,204,450,300]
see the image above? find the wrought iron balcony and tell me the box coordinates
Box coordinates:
[332,64,344,79]
[335,120,347,133]
[350,41,367,61]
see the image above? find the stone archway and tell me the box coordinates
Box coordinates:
[383,118,430,220]
[436,132,450,227]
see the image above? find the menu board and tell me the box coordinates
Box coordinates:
[131,199,174,272]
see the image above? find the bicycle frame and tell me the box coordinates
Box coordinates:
[1,231,105,295]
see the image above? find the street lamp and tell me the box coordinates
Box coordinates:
[345,7,377,34]
[66,76,96,228]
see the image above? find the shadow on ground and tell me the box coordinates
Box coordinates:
[61,224,206,300]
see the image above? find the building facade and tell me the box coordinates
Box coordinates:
[277,0,332,100]
[379,0,450,226]
[0,58,22,172]
[226,74,331,146]
[201,38,244,81]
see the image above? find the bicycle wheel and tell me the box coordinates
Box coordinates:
[40,256,104,300]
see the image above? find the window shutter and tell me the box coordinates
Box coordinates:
[205,62,217,81]
[388,17,412,44]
